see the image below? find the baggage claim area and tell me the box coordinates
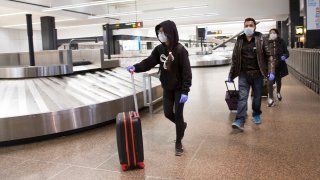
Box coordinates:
[0,0,319,179]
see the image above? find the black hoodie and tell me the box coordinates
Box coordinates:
[133,20,192,95]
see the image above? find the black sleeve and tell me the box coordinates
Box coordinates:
[180,47,192,95]
[133,47,160,72]
[281,39,289,58]
[228,38,239,79]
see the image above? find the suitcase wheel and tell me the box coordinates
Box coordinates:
[137,162,145,169]
[121,164,129,171]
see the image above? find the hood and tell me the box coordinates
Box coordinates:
[155,20,179,47]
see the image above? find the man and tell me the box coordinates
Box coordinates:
[127,20,192,156]
[228,18,275,131]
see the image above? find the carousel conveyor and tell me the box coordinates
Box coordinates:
[117,53,231,68]
[0,67,162,143]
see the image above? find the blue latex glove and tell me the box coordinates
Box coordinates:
[227,77,234,82]
[268,73,275,81]
[281,55,286,61]
[126,65,135,73]
[179,94,188,104]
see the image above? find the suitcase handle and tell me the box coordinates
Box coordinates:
[130,72,139,116]
[225,81,237,94]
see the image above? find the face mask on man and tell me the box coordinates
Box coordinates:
[244,27,255,37]
[158,32,168,43]
[269,33,278,40]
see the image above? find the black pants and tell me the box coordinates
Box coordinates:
[268,67,282,98]
[163,90,185,143]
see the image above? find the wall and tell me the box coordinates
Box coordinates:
[57,21,276,41]
[0,28,42,53]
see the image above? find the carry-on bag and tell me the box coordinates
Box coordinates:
[116,72,144,171]
[225,81,239,111]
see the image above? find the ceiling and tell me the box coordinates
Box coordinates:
[0,0,289,30]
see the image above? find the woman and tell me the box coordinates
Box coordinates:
[126,20,192,156]
[267,28,289,107]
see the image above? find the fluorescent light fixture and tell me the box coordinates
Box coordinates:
[88,11,142,19]
[57,23,105,29]
[143,13,218,22]
[0,12,29,17]
[43,0,134,12]
[3,19,76,28]
[177,19,274,27]
[174,5,209,11]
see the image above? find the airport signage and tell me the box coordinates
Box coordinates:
[110,22,143,29]
[307,0,320,30]
[295,26,304,36]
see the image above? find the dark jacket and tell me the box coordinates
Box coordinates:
[229,32,275,80]
[268,37,289,66]
[133,20,192,94]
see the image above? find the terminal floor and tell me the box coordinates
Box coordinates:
[0,66,319,180]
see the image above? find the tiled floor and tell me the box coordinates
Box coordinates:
[0,66,320,180]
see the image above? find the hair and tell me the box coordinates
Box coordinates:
[269,28,280,35]
[244,18,256,25]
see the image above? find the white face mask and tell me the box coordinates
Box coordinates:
[158,32,168,43]
[244,27,255,37]
[269,33,278,40]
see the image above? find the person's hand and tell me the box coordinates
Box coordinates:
[227,77,234,82]
[126,65,135,73]
[268,73,275,81]
[281,55,286,61]
[179,94,188,104]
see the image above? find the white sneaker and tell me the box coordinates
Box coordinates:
[268,98,274,107]
[277,93,282,101]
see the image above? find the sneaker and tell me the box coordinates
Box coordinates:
[175,142,184,156]
[253,115,261,125]
[277,93,282,101]
[175,122,188,143]
[268,98,274,107]
[232,119,244,131]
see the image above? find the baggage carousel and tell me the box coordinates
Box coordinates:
[0,68,162,143]
[0,50,162,144]
[116,53,231,68]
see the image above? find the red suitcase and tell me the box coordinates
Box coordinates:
[116,72,144,171]
[225,81,239,111]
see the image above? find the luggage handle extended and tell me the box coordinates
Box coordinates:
[130,71,139,116]
[225,80,237,95]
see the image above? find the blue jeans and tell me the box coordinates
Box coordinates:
[236,72,263,123]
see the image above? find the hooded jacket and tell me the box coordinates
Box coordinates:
[133,20,192,95]
[268,37,289,66]
[229,32,275,80]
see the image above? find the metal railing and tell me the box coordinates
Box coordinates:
[142,71,163,113]
[287,49,320,94]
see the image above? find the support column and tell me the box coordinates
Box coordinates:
[40,16,57,50]
[289,0,301,48]
[103,24,114,59]
[26,14,35,66]
[281,19,289,46]
[304,0,320,48]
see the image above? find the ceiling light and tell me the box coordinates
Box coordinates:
[143,13,218,22]
[43,0,134,12]
[3,19,76,28]
[88,11,142,19]
[174,5,209,11]
[57,23,106,29]
[0,12,29,17]
[177,19,274,27]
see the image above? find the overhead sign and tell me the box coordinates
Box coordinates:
[110,22,143,29]
[295,26,304,35]
[307,0,320,30]
[207,30,223,35]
